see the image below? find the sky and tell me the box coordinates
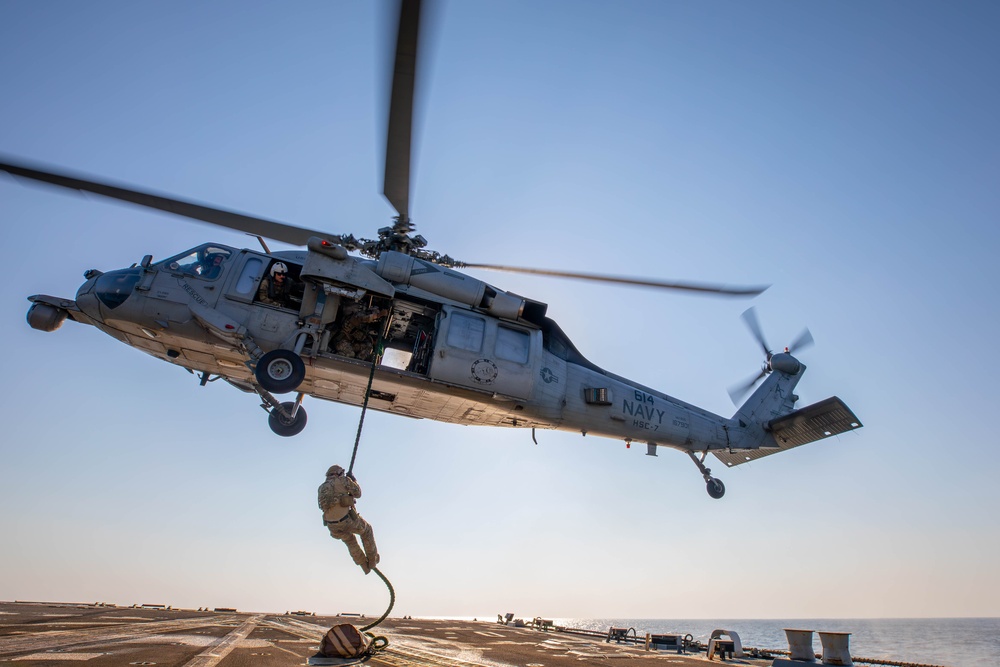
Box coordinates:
[1,0,999,620]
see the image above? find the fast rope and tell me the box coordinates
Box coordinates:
[343,319,394,641]
[347,321,386,478]
[360,566,395,633]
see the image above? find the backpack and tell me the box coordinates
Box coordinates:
[319,624,385,659]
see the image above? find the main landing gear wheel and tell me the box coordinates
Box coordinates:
[255,349,305,394]
[268,401,308,437]
[706,478,726,499]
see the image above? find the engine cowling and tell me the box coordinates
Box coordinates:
[375,250,541,321]
[27,303,68,332]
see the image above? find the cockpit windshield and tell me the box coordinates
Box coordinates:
[160,244,234,280]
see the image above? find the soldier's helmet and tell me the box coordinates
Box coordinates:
[326,465,345,477]
[271,261,289,277]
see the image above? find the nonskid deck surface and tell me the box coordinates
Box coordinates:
[0,602,758,667]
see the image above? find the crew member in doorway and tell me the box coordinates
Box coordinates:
[318,465,380,574]
[333,302,388,359]
[259,262,292,307]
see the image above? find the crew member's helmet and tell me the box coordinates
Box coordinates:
[270,262,288,277]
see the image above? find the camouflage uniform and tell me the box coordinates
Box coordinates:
[333,305,387,359]
[318,465,380,574]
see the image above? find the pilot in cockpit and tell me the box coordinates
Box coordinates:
[199,252,227,280]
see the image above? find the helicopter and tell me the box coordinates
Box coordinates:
[2,0,861,499]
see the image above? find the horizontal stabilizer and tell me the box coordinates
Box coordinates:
[714,396,862,467]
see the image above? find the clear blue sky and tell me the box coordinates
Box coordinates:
[1,0,998,619]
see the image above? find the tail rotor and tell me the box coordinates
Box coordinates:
[727,307,813,404]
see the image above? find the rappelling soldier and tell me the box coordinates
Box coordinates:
[318,465,380,574]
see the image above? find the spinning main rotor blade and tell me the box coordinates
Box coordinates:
[0,158,335,246]
[382,0,423,224]
[459,263,768,297]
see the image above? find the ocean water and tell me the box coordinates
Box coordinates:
[552,618,1000,667]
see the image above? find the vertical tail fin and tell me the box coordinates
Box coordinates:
[728,362,805,450]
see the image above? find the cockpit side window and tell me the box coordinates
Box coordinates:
[160,245,233,280]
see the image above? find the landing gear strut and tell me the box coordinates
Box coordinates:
[255,382,309,437]
[688,451,725,499]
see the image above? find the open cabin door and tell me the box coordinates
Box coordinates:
[428,305,541,400]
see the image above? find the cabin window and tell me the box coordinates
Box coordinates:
[496,326,530,364]
[446,313,485,352]
[236,257,264,295]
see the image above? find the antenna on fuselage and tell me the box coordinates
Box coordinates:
[248,234,271,253]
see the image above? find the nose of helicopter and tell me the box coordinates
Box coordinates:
[75,274,103,323]
[79,266,145,322]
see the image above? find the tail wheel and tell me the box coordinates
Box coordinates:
[268,401,308,437]
[255,349,305,394]
[706,478,726,499]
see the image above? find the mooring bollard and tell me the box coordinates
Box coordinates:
[818,631,852,666]
[784,629,816,662]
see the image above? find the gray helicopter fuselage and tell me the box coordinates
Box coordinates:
[30,241,760,456]
[27,238,863,502]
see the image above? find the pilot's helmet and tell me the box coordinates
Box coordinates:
[270,262,289,277]
[206,253,225,265]
[326,465,345,477]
